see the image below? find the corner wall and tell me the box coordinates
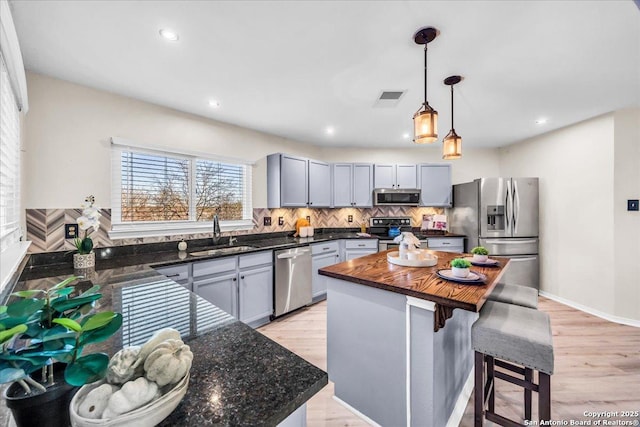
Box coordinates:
[499,111,640,322]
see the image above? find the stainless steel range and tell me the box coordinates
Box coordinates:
[369,216,429,251]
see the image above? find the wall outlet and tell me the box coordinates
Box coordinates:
[65,223,79,239]
[306,216,311,223]
[348,215,353,223]
[264,217,272,226]
[278,217,284,226]
[628,199,639,211]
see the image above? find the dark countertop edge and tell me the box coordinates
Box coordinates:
[318,269,478,312]
[265,375,329,426]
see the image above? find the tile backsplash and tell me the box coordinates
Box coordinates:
[26,206,444,253]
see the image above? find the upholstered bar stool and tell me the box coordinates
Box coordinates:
[486,282,539,309]
[472,300,554,426]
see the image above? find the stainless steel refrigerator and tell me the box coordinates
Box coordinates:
[451,177,539,290]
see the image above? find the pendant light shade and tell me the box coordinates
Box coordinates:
[413,27,438,144]
[442,75,463,159]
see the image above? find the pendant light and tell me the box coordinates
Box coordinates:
[442,75,463,159]
[413,27,439,144]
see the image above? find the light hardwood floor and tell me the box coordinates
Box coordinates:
[259,297,640,426]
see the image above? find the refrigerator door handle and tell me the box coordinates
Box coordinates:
[513,180,519,233]
[484,239,538,244]
[507,257,538,262]
[505,180,513,235]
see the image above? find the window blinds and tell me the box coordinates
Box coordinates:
[112,145,252,225]
[0,52,21,253]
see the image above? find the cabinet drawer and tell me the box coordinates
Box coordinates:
[154,264,189,283]
[311,241,339,255]
[193,256,237,277]
[239,251,273,269]
[344,239,377,249]
[427,238,464,248]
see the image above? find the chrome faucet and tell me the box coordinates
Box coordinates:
[228,234,237,246]
[212,214,221,244]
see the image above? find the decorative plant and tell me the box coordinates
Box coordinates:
[74,195,101,255]
[451,258,472,269]
[471,246,489,256]
[0,276,122,395]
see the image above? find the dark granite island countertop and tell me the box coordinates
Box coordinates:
[2,268,327,426]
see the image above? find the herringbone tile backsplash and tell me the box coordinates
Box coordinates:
[26,206,444,253]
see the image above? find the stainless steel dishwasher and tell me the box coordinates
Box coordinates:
[274,246,312,317]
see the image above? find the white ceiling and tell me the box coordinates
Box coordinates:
[9,0,640,149]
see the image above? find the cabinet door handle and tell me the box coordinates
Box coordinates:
[165,273,180,278]
[335,255,340,258]
[358,244,365,247]
[240,275,245,279]
[233,277,237,281]
[442,242,450,245]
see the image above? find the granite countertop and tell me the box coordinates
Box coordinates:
[18,231,373,281]
[2,231,354,426]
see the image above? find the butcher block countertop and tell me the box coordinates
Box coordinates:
[319,249,508,318]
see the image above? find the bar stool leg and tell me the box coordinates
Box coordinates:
[524,367,533,420]
[474,351,484,427]
[487,356,495,413]
[539,372,551,421]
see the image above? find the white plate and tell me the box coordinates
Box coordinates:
[436,269,487,284]
[387,250,438,267]
[463,257,500,266]
[69,373,189,427]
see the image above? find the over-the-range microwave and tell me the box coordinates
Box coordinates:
[373,188,421,206]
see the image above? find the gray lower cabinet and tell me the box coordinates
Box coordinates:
[153,264,191,290]
[343,239,378,260]
[238,251,273,328]
[179,251,273,328]
[194,271,238,319]
[427,237,464,253]
[311,241,341,302]
[418,164,452,207]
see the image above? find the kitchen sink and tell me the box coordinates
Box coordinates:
[189,246,257,257]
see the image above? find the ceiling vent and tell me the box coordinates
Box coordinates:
[373,90,405,108]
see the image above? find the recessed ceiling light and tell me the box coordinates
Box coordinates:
[326,127,335,135]
[402,133,410,139]
[535,118,548,125]
[159,29,179,42]
[208,100,220,108]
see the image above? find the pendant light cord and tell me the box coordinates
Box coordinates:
[450,84,454,130]
[423,45,428,106]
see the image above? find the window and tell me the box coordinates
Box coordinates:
[0,52,21,253]
[110,141,253,238]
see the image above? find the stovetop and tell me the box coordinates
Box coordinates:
[368,217,430,240]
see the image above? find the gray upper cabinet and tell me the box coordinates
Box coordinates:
[267,153,330,208]
[374,164,417,189]
[332,163,373,207]
[267,154,308,208]
[418,163,452,207]
[308,159,331,207]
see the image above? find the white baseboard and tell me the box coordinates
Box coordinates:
[446,368,474,427]
[539,291,640,328]
[332,395,382,427]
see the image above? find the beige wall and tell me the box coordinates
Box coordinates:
[613,109,640,320]
[24,72,322,209]
[499,112,640,322]
[24,72,501,210]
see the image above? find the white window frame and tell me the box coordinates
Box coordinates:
[109,137,254,240]
[0,0,30,293]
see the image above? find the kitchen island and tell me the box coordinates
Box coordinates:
[319,250,508,427]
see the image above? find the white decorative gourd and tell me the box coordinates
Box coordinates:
[144,339,194,387]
